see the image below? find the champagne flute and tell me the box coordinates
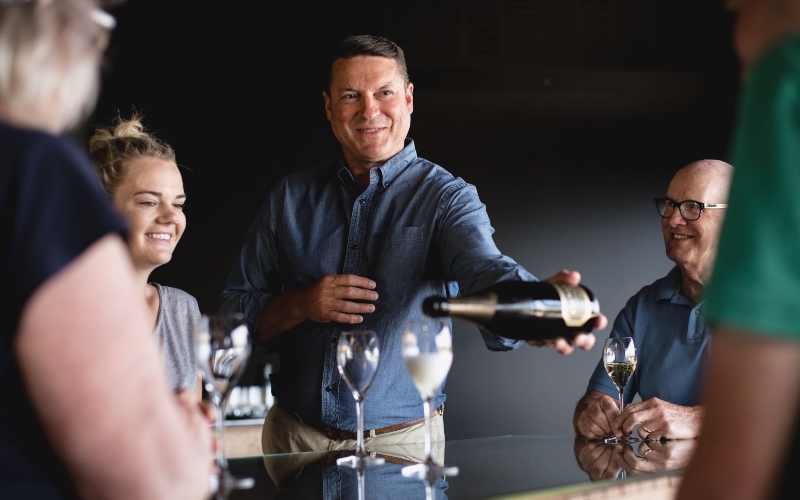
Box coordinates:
[602,336,638,444]
[336,330,385,468]
[401,317,459,481]
[195,313,255,496]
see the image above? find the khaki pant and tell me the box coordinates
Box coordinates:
[262,400,446,465]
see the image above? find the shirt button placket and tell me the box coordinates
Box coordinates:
[322,328,340,425]
[344,195,367,275]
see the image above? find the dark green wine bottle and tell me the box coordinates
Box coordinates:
[422,281,600,341]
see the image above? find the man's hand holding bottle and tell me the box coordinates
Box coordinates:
[527,270,607,354]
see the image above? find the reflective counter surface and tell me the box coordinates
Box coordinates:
[225,434,695,499]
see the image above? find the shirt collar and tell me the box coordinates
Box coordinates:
[334,138,417,190]
[657,265,698,306]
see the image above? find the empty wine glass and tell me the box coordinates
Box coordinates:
[336,330,385,468]
[401,317,459,481]
[602,336,638,444]
[195,313,255,497]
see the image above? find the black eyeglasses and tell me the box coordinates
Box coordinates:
[654,197,728,221]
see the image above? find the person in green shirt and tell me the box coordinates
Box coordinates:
[677,1,800,498]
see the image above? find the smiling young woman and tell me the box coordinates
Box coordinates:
[89,111,202,399]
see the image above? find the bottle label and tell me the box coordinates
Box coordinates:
[551,283,593,327]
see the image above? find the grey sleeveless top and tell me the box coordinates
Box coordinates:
[152,283,200,392]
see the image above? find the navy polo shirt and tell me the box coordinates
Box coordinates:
[587,266,710,406]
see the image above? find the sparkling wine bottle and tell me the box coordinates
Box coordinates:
[422,280,600,341]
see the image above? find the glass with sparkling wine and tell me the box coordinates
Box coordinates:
[602,336,638,444]
[401,317,459,481]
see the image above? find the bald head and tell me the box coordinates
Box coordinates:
[661,159,734,301]
[669,159,734,205]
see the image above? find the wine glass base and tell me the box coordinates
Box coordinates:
[603,436,640,445]
[211,469,255,499]
[336,454,385,468]
[401,461,459,480]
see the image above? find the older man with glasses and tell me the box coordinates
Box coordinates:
[573,159,734,444]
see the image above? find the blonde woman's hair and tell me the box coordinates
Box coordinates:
[89,111,176,195]
[0,0,110,132]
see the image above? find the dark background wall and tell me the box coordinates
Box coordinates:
[88,0,739,439]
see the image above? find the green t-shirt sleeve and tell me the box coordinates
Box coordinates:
[705,34,800,341]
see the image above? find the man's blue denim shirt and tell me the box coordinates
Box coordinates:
[220,139,536,431]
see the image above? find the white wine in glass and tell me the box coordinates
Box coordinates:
[602,336,638,444]
[401,317,459,481]
[336,330,385,468]
[195,313,255,497]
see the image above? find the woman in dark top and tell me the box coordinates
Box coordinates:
[0,1,212,498]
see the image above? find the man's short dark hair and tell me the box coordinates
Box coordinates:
[325,35,410,94]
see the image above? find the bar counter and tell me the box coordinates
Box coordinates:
[224,434,693,499]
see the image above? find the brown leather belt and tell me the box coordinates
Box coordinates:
[320,406,441,441]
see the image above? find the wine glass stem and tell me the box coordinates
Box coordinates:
[423,398,432,462]
[618,390,624,412]
[356,398,366,456]
[215,397,228,469]
[357,470,365,500]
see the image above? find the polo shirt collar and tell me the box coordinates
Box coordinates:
[657,265,707,343]
[657,265,696,306]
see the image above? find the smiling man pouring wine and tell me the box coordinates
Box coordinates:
[219,34,606,457]
[573,159,733,442]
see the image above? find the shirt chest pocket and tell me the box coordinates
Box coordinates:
[369,227,424,293]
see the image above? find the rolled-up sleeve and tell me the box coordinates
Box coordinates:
[436,177,536,351]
